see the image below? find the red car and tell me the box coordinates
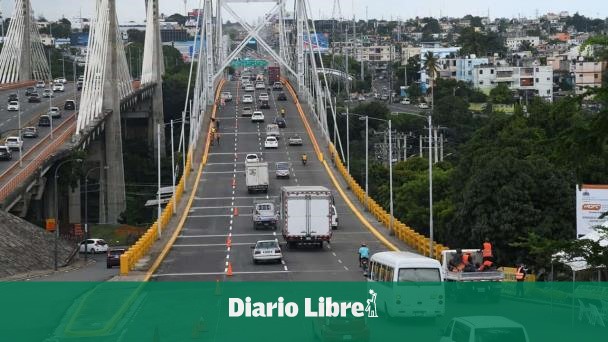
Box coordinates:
[106,248,126,268]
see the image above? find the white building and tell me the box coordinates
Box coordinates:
[473,63,554,102]
[355,45,396,63]
[506,36,541,51]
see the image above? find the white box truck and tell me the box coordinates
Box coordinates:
[246,162,269,193]
[280,186,332,248]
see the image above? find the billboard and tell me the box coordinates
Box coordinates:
[576,184,608,237]
[303,33,329,54]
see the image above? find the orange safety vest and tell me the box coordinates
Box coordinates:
[482,242,493,257]
[478,260,493,271]
[462,253,471,265]
[515,266,525,281]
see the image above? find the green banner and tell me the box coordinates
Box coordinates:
[231,59,268,68]
[1,282,607,341]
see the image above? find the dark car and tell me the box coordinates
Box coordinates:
[28,93,41,103]
[274,117,286,128]
[277,92,287,101]
[38,115,51,127]
[0,146,13,161]
[107,248,126,268]
[260,99,270,109]
[64,100,76,110]
[8,93,18,102]
[25,87,36,96]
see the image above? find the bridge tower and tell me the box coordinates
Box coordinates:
[0,0,50,83]
[77,0,133,223]
[141,0,166,158]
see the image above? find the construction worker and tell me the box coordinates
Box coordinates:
[456,251,471,272]
[481,237,493,263]
[478,259,494,272]
[210,127,217,145]
[515,264,527,297]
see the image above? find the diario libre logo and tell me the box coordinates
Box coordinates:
[229,290,378,318]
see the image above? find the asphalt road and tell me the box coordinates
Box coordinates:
[28,253,120,282]
[152,78,389,281]
[0,83,80,176]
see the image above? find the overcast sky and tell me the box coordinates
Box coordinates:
[1,0,606,24]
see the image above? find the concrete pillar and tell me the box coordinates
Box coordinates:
[103,0,127,224]
[68,182,81,224]
[19,0,32,81]
[145,0,166,159]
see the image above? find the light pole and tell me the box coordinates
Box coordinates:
[157,123,162,239]
[83,165,107,262]
[54,158,83,271]
[17,90,23,167]
[392,110,434,257]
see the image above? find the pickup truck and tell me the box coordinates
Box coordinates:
[441,249,504,301]
[252,200,279,230]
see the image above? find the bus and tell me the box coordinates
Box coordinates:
[368,251,445,318]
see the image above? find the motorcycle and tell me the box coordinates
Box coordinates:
[360,257,369,276]
[301,154,307,165]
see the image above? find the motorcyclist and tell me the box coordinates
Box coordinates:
[280,107,286,117]
[301,153,307,165]
[358,243,370,267]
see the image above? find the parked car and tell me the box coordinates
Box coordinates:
[241,107,253,117]
[8,93,18,102]
[221,91,233,102]
[48,106,62,119]
[52,83,65,92]
[38,114,51,127]
[0,146,12,161]
[251,111,265,123]
[64,100,76,110]
[275,162,290,178]
[273,117,286,128]
[22,126,38,138]
[245,153,260,163]
[242,94,253,104]
[36,80,46,88]
[288,134,303,146]
[78,238,109,254]
[418,102,430,109]
[358,94,365,101]
[264,136,279,149]
[5,136,23,151]
[42,89,54,98]
[252,239,282,264]
[106,248,126,268]
[28,93,41,103]
[25,87,36,96]
[7,101,19,111]
[401,98,411,105]
[277,92,287,101]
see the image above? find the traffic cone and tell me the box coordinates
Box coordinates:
[215,278,222,296]
[234,207,239,216]
[191,315,207,338]
[227,262,233,276]
[226,237,232,247]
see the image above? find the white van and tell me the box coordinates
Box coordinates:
[368,251,445,318]
[330,204,338,230]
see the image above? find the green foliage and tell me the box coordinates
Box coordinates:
[127,29,146,44]
[166,14,187,26]
[457,27,506,57]
[40,19,72,38]
[489,83,514,104]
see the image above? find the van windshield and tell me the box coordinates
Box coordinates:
[397,268,441,282]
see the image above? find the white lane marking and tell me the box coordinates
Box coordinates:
[188,214,252,218]
[153,270,291,277]
[190,205,251,210]
[344,266,349,271]
[179,233,277,238]
[226,254,230,259]
[337,259,343,264]
[332,252,336,257]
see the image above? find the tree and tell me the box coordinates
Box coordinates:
[489,84,514,104]
[457,27,506,57]
[166,13,187,26]
[423,51,439,106]
[127,29,146,44]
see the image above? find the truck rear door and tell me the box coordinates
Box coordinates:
[309,196,330,237]
[286,197,308,237]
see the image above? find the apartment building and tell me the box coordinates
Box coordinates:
[473,63,554,102]
[571,60,607,94]
[456,56,490,83]
[506,36,541,50]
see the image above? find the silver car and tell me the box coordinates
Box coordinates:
[252,240,282,264]
[275,162,290,178]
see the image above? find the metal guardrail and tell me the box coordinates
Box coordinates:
[119,79,226,275]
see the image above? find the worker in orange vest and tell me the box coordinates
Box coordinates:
[478,259,494,272]
[515,264,527,297]
[481,237,493,263]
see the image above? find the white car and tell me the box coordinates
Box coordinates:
[252,239,282,264]
[245,84,255,92]
[5,136,23,151]
[36,80,46,88]
[358,95,365,101]
[54,77,68,84]
[264,136,279,149]
[48,106,62,118]
[7,101,19,111]
[418,102,430,109]
[246,154,259,163]
[401,98,411,105]
[42,89,54,98]
[78,238,109,253]
[255,82,266,90]
[242,94,253,104]
[251,111,265,123]
[221,91,233,102]
[258,93,269,101]
[52,83,65,92]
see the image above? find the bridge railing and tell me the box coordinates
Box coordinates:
[119,79,226,276]
[283,79,448,259]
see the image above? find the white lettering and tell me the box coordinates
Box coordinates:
[277,297,285,317]
[252,302,265,317]
[351,302,364,317]
[325,297,340,317]
[304,298,317,317]
[285,302,298,317]
[229,298,244,317]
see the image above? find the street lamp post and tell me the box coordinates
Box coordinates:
[83,166,107,262]
[54,159,83,271]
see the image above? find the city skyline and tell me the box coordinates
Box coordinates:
[0,0,606,24]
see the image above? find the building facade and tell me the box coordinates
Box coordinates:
[571,60,607,95]
[473,63,554,102]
